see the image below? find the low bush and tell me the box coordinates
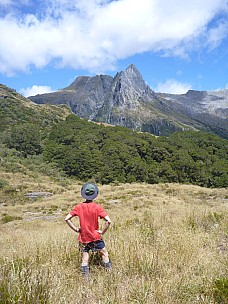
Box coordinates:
[1,214,22,224]
[213,278,228,303]
[0,179,8,189]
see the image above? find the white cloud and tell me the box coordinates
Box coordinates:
[154,79,192,94]
[19,85,53,97]
[0,0,227,75]
[207,21,228,50]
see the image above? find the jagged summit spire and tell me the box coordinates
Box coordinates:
[114,64,144,83]
[126,63,137,71]
[111,64,156,108]
[124,64,143,78]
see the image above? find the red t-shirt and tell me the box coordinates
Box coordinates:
[70,201,107,243]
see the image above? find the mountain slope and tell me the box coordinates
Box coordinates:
[158,90,228,138]
[0,84,71,133]
[28,65,228,138]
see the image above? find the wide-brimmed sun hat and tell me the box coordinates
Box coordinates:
[81,182,99,200]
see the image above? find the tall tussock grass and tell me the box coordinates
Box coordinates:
[0,257,51,303]
[0,182,227,303]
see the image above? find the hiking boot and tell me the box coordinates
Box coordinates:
[104,261,112,270]
[81,265,90,279]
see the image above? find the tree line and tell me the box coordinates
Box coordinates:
[4,114,228,187]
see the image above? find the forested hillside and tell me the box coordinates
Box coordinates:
[1,84,228,188]
[42,115,228,187]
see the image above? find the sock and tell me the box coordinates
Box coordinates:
[103,258,109,264]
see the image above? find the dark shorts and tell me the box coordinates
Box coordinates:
[81,239,105,253]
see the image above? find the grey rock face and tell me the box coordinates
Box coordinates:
[64,75,113,120]
[158,89,228,138]
[111,64,156,108]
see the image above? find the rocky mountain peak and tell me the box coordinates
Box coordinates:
[123,63,143,78]
[114,64,145,86]
[28,64,228,139]
[111,65,156,107]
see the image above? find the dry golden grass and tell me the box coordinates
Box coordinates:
[0,170,227,303]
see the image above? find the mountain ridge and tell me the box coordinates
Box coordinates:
[0,83,71,133]
[25,64,228,138]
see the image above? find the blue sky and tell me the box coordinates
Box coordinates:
[0,0,228,97]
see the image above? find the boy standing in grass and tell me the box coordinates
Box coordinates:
[65,182,112,276]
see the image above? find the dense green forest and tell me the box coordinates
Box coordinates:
[3,114,227,187]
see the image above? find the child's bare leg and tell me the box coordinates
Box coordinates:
[81,251,89,266]
[99,247,109,263]
[81,251,90,276]
[99,247,112,269]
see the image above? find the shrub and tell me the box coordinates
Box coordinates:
[1,214,22,224]
[213,278,228,303]
[0,179,8,189]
